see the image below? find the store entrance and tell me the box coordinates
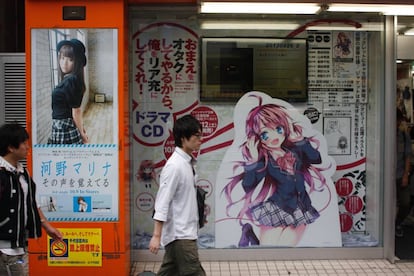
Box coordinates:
[395,156,414,261]
[395,16,414,260]
[395,211,414,260]
[396,59,414,261]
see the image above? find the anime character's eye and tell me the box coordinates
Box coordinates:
[276,126,284,135]
[260,131,269,141]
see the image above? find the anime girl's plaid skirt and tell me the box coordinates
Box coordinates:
[48,118,83,144]
[250,200,320,228]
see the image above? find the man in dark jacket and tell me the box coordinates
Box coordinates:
[0,123,62,275]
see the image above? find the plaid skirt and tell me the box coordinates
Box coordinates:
[250,200,320,228]
[48,118,83,144]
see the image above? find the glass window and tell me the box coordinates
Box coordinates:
[129,6,386,251]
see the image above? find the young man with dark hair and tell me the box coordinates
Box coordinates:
[0,123,63,275]
[149,114,206,275]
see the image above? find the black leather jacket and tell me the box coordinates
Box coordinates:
[0,167,42,248]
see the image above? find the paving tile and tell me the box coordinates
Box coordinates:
[130,259,414,276]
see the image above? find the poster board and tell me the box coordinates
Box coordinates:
[25,0,129,275]
[200,37,308,102]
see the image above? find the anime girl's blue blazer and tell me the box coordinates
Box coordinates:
[242,139,321,214]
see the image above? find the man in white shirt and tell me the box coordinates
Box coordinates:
[149,114,206,275]
[0,123,63,275]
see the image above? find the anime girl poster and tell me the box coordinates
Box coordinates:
[333,31,353,60]
[215,91,341,248]
[132,159,159,249]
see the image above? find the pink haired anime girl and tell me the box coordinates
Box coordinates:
[223,95,329,247]
[334,32,352,58]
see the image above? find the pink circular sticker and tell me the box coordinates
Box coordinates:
[196,179,213,198]
[335,177,354,197]
[191,106,218,136]
[340,213,353,232]
[344,195,363,214]
[163,132,175,160]
[136,192,155,212]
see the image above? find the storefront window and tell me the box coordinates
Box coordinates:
[129,6,385,252]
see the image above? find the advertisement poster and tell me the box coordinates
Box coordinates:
[131,21,203,248]
[215,91,341,248]
[323,103,354,156]
[307,31,368,236]
[130,24,370,249]
[48,228,102,266]
[31,28,119,221]
[307,31,368,104]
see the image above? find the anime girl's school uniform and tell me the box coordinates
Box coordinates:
[243,139,321,227]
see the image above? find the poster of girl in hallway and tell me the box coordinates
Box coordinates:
[30,28,120,223]
[215,91,341,248]
[31,28,118,145]
[47,38,88,144]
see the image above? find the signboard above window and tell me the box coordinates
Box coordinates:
[200,37,308,102]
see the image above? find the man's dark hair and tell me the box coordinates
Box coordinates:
[173,114,202,147]
[0,123,29,156]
